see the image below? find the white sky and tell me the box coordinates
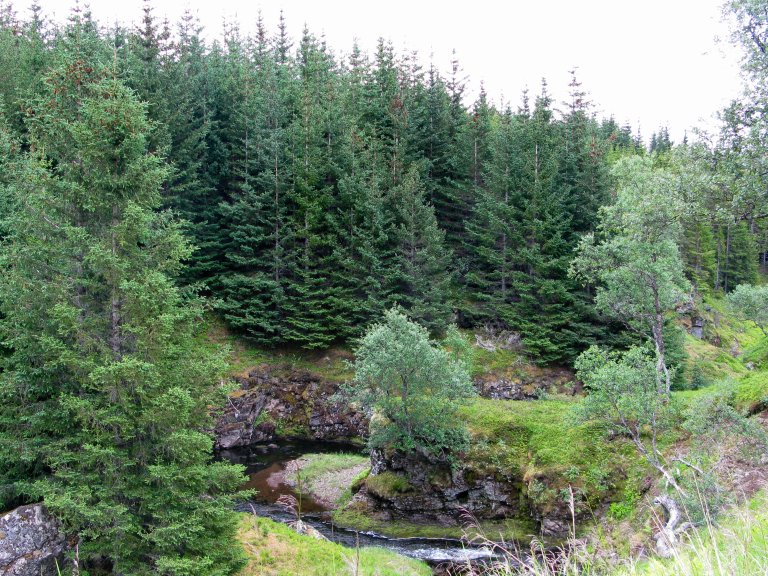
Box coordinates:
[23,0,744,143]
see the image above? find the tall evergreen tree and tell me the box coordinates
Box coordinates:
[217,17,297,344]
[390,167,453,332]
[0,47,245,573]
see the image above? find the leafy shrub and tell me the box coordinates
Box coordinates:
[608,488,640,520]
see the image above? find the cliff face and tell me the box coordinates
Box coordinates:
[214,365,367,449]
[343,448,593,537]
[356,448,524,524]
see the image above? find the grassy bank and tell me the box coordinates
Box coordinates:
[616,491,768,576]
[460,396,644,516]
[288,453,369,508]
[237,515,431,576]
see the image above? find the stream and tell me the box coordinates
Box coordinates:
[219,440,504,570]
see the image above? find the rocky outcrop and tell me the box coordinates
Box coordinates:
[215,363,578,449]
[350,449,523,527]
[347,450,595,538]
[0,504,69,576]
[475,367,577,400]
[214,365,367,449]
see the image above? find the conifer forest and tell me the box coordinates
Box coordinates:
[1,2,768,576]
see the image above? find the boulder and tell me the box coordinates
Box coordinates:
[0,504,69,576]
[690,316,705,339]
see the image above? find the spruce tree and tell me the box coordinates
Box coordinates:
[464,107,520,327]
[721,221,758,291]
[281,28,346,347]
[389,167,453,332]
[681,219,717,291]
[0,51,245,573]
[217,17,296,344]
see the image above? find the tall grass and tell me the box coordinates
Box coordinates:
[447,491,768,576]
[618,491,768,576]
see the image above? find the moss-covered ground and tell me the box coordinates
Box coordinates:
[237,515,431,576]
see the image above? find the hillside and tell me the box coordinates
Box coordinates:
[214,292,768,575]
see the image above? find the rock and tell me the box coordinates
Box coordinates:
[676,299,695,314]
[356,449,591,537]
[690,316,705,339]
[474,367,576,400]
[292,520,326,540]
[540,517,569,537]
[214,365,368,449]
[0,504,69,576]
[358,449,522,525]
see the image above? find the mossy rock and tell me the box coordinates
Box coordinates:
[365,472,413,499]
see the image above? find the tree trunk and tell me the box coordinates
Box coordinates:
[110,206,122,361]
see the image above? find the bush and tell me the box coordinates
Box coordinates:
[345,309,476,456]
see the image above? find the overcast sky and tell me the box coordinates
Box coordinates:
[20,0,744,143]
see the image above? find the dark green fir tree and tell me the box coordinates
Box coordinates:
[0,50,246,574]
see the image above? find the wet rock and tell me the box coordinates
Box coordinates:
[0,504,69,576]
[214,365,367,449]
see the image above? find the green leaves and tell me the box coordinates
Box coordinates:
[571,156,691,341]
[347,309,476,457]
[727,283,768,335]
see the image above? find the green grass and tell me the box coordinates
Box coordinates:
[460,397,643,510]
[332,507,536,541]
[684,333,748,382]
[364,471,412,498]
[295,453,369,483]
[204,315,354,380]
[615,491,768,576]
[469,344,527,378]
[734,370,768,413]
[677,294,764,385]
[237,515,431,576]
[742,335,768,367]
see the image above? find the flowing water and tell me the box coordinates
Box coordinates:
[220,441,502,569]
